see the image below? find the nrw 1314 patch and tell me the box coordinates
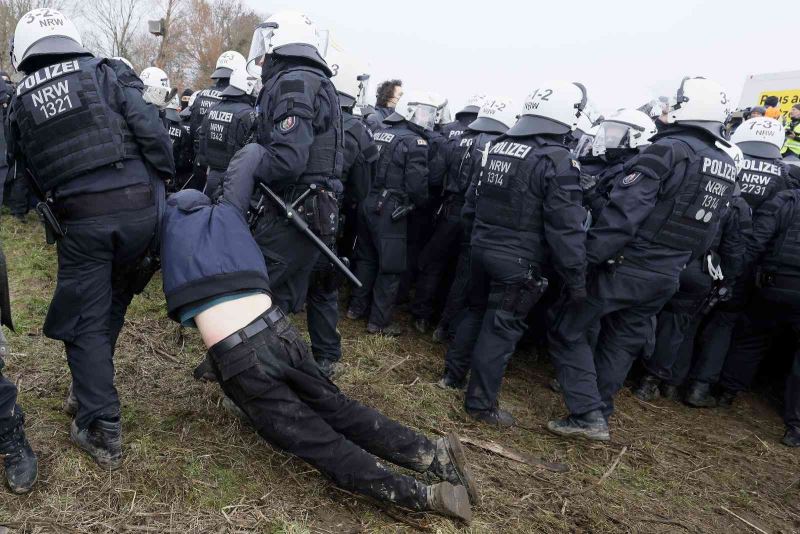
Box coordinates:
[278,115,298,133]
[620,172,642,187]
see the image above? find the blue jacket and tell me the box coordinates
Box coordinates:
[160,144,270,321]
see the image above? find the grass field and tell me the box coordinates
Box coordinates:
[0,213,798,533]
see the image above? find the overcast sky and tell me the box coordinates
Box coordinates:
[243,0,794,115]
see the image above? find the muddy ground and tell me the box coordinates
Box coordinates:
[0,214,798,533]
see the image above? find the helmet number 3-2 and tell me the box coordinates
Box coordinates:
[25,8,56,24]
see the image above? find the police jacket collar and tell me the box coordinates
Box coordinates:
[651,123,728,146]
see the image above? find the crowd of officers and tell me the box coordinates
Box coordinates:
[0,7,796,521]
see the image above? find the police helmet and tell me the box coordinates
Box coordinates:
[212,50,246,80]
[221,64,258,97]
[247,10,329,77]
[591,109,657,157]
[730,117,785,159]
[428,92,450,126]
[667,77,731,130]
[140,67,172,108]
[12,9,91,73]
[457,94,486,117]
[324,42,370,109]
[468,97,515,134]
[385,91,440,131]
[507,81,589,137]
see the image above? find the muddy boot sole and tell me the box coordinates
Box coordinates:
[429,482,472,524]
[444,432,480,506]
[69,421,122,470]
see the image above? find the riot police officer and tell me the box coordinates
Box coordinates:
[413,97,515,335]
[7,9,174,468]
[439,95,485,140]
[163,95,193,193]
[196,64,257,198]
[347,91,432,335]
[246,10,344,314]
[548,77,737,441]
[441,82,589,426]
[311,44,376,376]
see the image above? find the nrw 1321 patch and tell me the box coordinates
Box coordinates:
[278,115,298,133]
[620,172,642,187]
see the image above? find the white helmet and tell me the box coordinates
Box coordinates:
[212,50,246,80]
[247,10,327,77]
[325,43,370,108]
[458,94,486,116]
[591,109,657,157]
[140,67,171,108]
[428,92,450,125]
[12,8,90,72]
[730,117,786,159]
[668,77,731,125]
[388,91,440,131]
[575,100,602,137]
[222,65,257,97]
[508,81,588,137]
[165,94,180,111]
[469,97,515,133]
[720,141,744,176]
[111,57,134,69]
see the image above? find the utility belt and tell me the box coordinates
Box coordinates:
[54,183,154,221]
[253,183,339,239]
[756,270,800,291]
[373,188,411,218]
[210,305,287,356]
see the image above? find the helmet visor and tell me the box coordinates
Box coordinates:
[142,86,171,108]
[572,133,595,158]
[594,121,631,153]
[410,103,437,131]
[247,23,277,77]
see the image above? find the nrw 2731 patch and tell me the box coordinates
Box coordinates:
[620,172,642,187]
[278,115,298,133]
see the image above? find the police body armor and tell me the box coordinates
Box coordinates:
[738,154,789,210]
[457,132,501,197]
[372,125,422,193]
[475,136,574,264]
[164,108,192,172]
[636,134,737,259]
[12,57,141,192]
[199,99,254,171]
[190,87,224,138]
[762,191,800,277]
[342,112,378,199]
[256,65,343,190]
[443,131,478,196]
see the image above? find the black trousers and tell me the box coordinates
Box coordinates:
[44,204,157,429]
[720,290,800,429]
[209,308,434,509]
[307,257,342,363]
[438,244,471,336]
[7,176,32,217]
[549,263,678,417]
[444,247,544,413]
[350,195,408,328]
[0,373,17,420]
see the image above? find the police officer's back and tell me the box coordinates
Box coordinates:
[7,9,174,469]
[731,117,792,210]
[439,95,484,140]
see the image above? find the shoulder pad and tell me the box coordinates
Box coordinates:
[272,70,320,121]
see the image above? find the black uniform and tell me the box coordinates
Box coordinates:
[308,110,376,365]
[444,134,586,414]
[439,113,477,141]
[187,80,229,190]
[549,126,737,418]
[196,93,255,197]
[8,56,174,430]
[349,119,429,328]
[163,107,193,192]
[720,190,800,434]
[252,55,343,315]
[364,106,393,132]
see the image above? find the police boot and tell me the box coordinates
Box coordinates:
[716,389,737,407]
[659,382,680,402]
[432,325,448,344]
[466,406,515,428]
[684,382,717,408]
[414,318,430,334]
[70,417,122,470]
[63,383,78,416]
[425,482,472,524]
[426,432,480,505]
[192,354,218,382]
[366,322,404,337]
[781,426,800,448]
[316,358,340,379]
[436,375,466,391]
[0,409,38,494]
[632,373,661,402]
[547,410,610,442]
[346,306,366,321]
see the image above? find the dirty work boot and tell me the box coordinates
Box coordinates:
[547,410,610,442]
[466,406,515,428]
[316,358,340,379]
[632,373,661,401]
[0,409,38,494]
[659,382,680,401]
[716,389,737,407]
[366,322,404,337]
[63,383,79,416]
[70,417,122,470]
[414,318,430,334]
[426,432,480,506]
[192,354,218,382]
[684,381,717,408]
[346,307,365,320]
[426,482,472,524]
[436,375,466,391]
[782,426,800,448]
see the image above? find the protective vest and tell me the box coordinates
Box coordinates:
[443,130,478,195]
[342,112,379,184]
[199,99,254,171]
[636,134,737,258]
[782,119,800,157]
[457,132,501,197]
[372,125,422,191]
[474,137,575,262]
[258,65,344,183]
[738,155,788,210]
[763,192,800,273]
[164,110,192,172]
[190,86,224,137]
[12,57,141,192]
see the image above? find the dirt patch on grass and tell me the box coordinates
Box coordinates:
[0,214,798,533]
